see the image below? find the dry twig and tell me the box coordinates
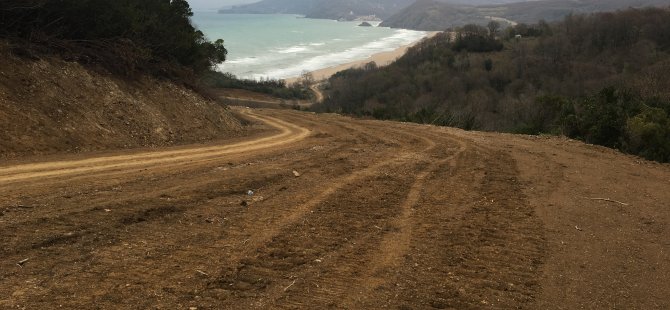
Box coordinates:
[284,279,297,292]
[585,197,629,206]
[17,258,29,267]
[196,269,209,276]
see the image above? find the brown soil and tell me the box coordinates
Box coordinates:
[0,44,242,159]
[1,107,668,309]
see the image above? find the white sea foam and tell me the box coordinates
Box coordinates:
[276,45,311,54]
[225,56,259,65]
[195,13,430,81]
[255,29,428,79]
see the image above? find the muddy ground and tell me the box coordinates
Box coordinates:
[1,108,668,309]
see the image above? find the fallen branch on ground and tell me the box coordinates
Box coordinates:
[196,269,209,276]
[584,197,629,206]
[17,258,29,267]
[284,279,297,292]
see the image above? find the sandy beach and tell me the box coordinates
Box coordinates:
[285,31,440,84]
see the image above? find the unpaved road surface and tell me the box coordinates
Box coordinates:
[1,108,669,309]
[310,83,324,103]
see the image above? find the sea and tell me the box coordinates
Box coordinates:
[191,11,429,80]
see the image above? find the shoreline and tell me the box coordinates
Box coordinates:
[284,31,440,84]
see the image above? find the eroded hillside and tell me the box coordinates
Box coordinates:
[0,44,242,159]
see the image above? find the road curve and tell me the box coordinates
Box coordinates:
[0,110,310,185]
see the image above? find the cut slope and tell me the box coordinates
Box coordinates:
[0,44,242,159]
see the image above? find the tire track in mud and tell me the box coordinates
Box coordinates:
[263,129,472,309]
[348,135,468,302]
[207,156,422,308]
[0,110,406,253]
[201,111,436,260]
[370,133,548,309]
[203,123,459,308]
[1,109,438,309]
[0,109,549,309]
[234,119,547,309]
[0,114,403,260]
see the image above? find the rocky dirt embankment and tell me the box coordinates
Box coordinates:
[0,43,242,159]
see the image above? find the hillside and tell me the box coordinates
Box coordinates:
[219,0,319,15]
[484,0,670,24]
[318,8,670,162]
[219,0,526,21]
[0,43,242,159]
[220,0,415,20]
[0,1,252,158]
[382,0,670,30]
[380,0,489,31]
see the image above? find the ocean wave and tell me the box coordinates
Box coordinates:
[226,56,259,65]
[276,45,311,54]
[256,29,428,79]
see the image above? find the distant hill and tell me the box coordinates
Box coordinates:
[484,0,670,24]
[318,7,670,162]
[382,0,670,30]
[220,0,316,15]
[219,0,415,20]
[379,0,488,31]
[437,0,536,5]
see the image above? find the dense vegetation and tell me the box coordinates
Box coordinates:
[379,0,489,31]
[316,8,670,162]
[381,0,670,31]
[487,0,670,24]
[200,71,313,100]
[0,0,228,78]
[1,0,311,100]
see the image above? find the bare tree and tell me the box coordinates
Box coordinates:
[487,21,501,38]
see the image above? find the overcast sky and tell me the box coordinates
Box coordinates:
[187,0,258,10]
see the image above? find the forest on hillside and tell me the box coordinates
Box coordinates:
[316,8,670,162]
[381,0,670,31]
[0,0,228,79]
[220,0,414,20]
[0,0,310,99]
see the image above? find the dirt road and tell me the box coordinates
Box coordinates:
[1,108,669,309]
[310,83,324,103]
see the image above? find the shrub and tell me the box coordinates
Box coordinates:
[452,35,504,53]
[626,106,670,162]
